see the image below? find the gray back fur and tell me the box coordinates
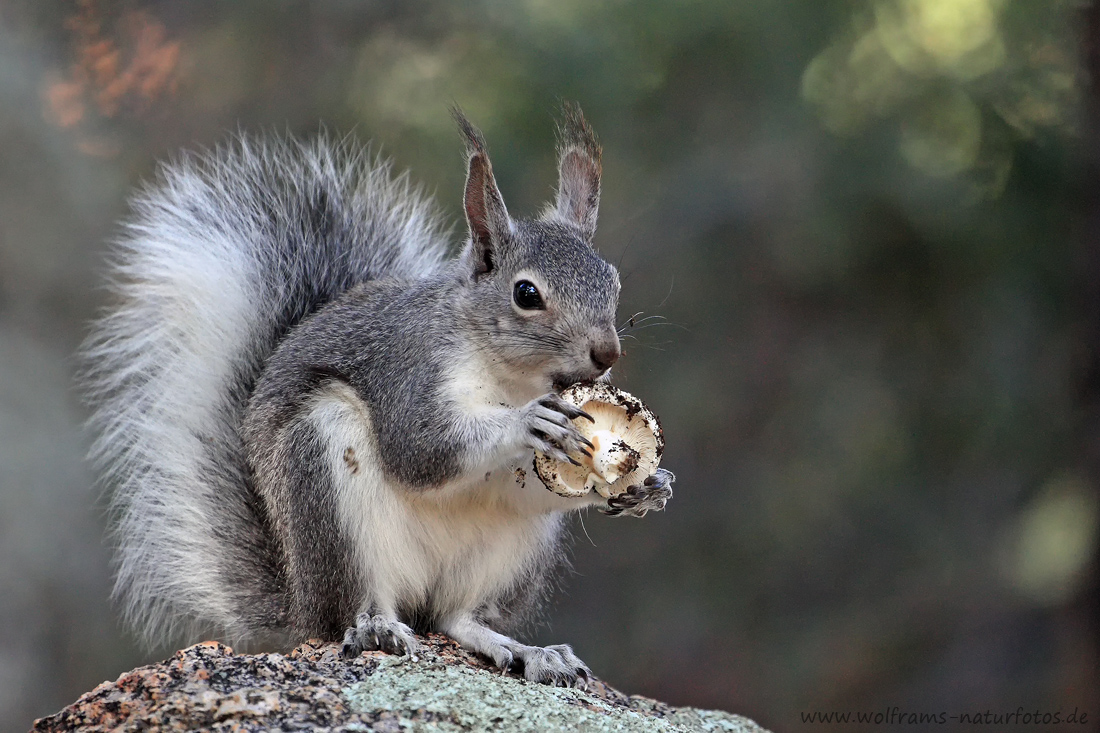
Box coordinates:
[81,135,450,647]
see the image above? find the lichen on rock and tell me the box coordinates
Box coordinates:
[32,635,769,732]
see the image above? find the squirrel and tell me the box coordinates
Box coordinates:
[81,104,674,686]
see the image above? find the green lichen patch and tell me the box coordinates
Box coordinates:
[344,655,762,732]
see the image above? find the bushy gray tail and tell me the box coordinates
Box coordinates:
[81,135,450,647]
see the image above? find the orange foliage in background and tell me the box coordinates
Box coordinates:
[44,0,180,151]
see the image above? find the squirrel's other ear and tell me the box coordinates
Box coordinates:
[550,101,601,241]
[453,107,511,279]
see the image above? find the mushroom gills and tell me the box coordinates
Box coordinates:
[582,429,642,491]
[532,384,663,499]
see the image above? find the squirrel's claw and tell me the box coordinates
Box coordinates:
[341,613,419,660]
[441,616,591,688]
[540,393,594,423]
[519,644,592,688]
[522,392,596,461]
[602,468,675,517]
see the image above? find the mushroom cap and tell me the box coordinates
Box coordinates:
[533,382,664,498]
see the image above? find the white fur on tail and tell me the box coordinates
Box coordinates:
[81,135,449,647]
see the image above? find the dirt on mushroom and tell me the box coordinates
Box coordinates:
[533,383,663,498]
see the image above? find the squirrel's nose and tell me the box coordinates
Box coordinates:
[589,337,621,371]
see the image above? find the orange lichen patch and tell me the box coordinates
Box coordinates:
[43,0,181,135]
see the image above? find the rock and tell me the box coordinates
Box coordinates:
[31,635,769,732]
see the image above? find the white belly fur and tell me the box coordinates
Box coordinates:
[307,383,592,621]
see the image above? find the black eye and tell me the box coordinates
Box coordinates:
[513,280,545,310]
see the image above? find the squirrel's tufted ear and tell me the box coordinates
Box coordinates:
[550,102,601,241]
[453,108,512,280]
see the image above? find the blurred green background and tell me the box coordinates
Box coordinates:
[1,0,1097,730]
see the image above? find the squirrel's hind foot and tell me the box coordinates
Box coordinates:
[514,643,592,689]
[441,614,591,688]
[341,613,419,660]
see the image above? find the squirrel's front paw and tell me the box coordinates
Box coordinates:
[519,393,594,464]
[602,468,674,517]
[341,613,419,659]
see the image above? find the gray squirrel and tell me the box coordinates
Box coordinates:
[82,104,674,686]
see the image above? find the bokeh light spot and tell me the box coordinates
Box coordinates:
[899,87,982,176]
[1001,475,1099,606]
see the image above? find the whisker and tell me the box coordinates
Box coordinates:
[622,321,687,334]
[657,275,675,309]
[618,311,645,330]
[577,510,596,547]
[618,315,667,333]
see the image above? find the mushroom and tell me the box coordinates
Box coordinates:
[534,382,664,498]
